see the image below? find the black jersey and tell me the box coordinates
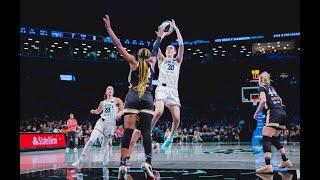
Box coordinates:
[128,62,154,92]
[259,85,283,110]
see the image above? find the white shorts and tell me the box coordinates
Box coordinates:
[155,86,181,107]
[91,118,115,140]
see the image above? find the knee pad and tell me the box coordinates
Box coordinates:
[262,136,272,153]
[121,128,134,149]
[271,136,283,150]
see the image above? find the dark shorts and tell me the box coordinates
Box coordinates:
[124,89,154,115]
[265,108,286,130]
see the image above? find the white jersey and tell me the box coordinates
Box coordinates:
[158,58,181,89]
[100,98,118,125]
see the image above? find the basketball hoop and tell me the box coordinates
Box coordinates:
[251,98,259,106]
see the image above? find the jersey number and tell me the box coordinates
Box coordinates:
[104,107,111,113]
[268,88,278,97]
[167,64,175,71]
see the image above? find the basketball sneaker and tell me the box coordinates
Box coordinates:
[141,162,154,179]
[161,137,173,152]
[256,165,273,173]
[117,165,128,180]
[72,158,84,168]
[278,160,293,168]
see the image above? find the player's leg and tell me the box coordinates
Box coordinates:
[72,120,103,167]
[151,86,167,130]
[120,114,136,164]
[101,124,115,166]
[151,98,165,130]
[161,88,181,150]
[161,103,180,151]
[138,112,154,179]
[118,113,137,179]
[138,91,156,179]
[256,126,275,173]
[128,129,141,161]
[272,129,292,168]
[272,110,292,168]
[118,89,140,179]
[169,105,180,138]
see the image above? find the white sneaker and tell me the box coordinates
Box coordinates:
[73,148,78,152]
[141,162,154,179]
[66,148,70,153]
[153,143,160,153]
[117,165,128,180]
[72,158,84,168]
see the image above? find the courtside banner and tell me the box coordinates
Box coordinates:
[20,133,66,150]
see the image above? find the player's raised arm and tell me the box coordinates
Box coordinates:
[103,15,138,68]
[149,26,167,67]
[172,19,184,62]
